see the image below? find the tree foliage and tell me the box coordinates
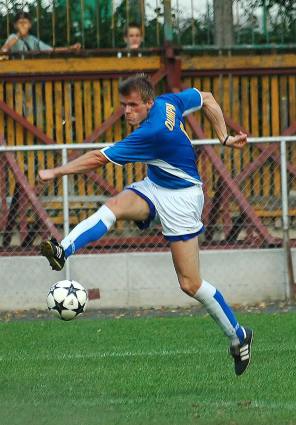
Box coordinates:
[0,0,295,48]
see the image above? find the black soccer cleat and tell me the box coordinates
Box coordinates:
[40,237,65,271]
[230,328,254,376]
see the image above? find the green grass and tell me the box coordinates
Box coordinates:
[0,312,296,425]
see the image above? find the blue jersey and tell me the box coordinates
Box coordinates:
[101,88,203,189]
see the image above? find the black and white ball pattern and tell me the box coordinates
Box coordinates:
[47,280,88,321]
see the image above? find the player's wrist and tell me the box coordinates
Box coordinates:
[222,135,229,146]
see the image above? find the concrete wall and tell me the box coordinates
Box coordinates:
[0,248,294,311]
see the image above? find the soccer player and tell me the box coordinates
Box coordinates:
[39,74,253,376]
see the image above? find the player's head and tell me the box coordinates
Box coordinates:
[14,12,32,36]
[119,73,154,126]
[124,22,142,50]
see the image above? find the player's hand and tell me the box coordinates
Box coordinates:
[71,43,81,50]
[225,131,248,149]
[39,169,56,182]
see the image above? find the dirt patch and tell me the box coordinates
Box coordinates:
[0,300,296,322]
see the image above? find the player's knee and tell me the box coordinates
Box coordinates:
[105,197,122,219]
[179,275,201,297]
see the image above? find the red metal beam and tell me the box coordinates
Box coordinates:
[3,152,61,240]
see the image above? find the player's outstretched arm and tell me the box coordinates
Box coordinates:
[200,91,247,149]
[39,150,109,182]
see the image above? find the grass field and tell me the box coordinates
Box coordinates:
[0,311,296,425]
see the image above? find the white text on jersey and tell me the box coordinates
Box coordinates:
[165,103,176,131]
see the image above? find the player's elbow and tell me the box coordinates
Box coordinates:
[89,150,109,167]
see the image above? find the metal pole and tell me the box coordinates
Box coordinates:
[280,139,295,300]
[62,148,71,281]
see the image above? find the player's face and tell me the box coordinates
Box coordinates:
[120,91,153,126]
[124,27,142,49]
[15,19,31,36]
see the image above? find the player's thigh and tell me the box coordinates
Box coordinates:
[170,237,202,293]
[105,189,150,221]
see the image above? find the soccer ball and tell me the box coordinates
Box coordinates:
[47,280,88,321]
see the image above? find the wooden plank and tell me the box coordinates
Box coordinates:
[181,54,296,71]
[83,80,94,197]
[232,76,241,182]
[0,56,161,75]
[288,76,296,126]
[250,77,259,136]
[54,81,64,197]
[6,82,15,146]
[74,81,84,142]
[45,81,54,195]
[262,76,270,136]
[102,79,115,190]
[241,77,251,197]
[0,83,7,227]
[271,75,281,198]
[15,82,24,172]
[271,76,280,135]
[92,79,104,195]
[54,81,64,144]
[64,81,73,144]
[250,76,259,197]
[6,83,15,197]
[83,81,93,137]
[25,82,35,186]
[35,82,45,172]
[93,80,102,129]
[74,81,85,198]
[112,79,123,192]
[261,76,270,199]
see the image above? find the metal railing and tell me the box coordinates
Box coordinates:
[0,136,295,294]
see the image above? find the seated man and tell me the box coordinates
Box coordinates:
[1,12,81,56]
[117,22,143,58]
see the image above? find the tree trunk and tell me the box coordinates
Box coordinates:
[214,0,234,47]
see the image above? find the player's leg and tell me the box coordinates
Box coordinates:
[170,237,253,375]
[40,190,150,270]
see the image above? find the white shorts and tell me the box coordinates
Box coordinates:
[126,177,205,242]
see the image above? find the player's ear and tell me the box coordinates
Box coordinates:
[147,97,154,109]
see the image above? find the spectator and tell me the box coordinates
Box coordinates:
[0,12,81,57]
[117,22,143,58]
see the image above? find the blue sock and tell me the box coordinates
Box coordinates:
[194,280,246,344]
[61,205,116,258]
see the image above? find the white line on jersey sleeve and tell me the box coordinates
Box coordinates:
[182,88,203,117]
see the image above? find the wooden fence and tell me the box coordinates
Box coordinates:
[0,53,295,244]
